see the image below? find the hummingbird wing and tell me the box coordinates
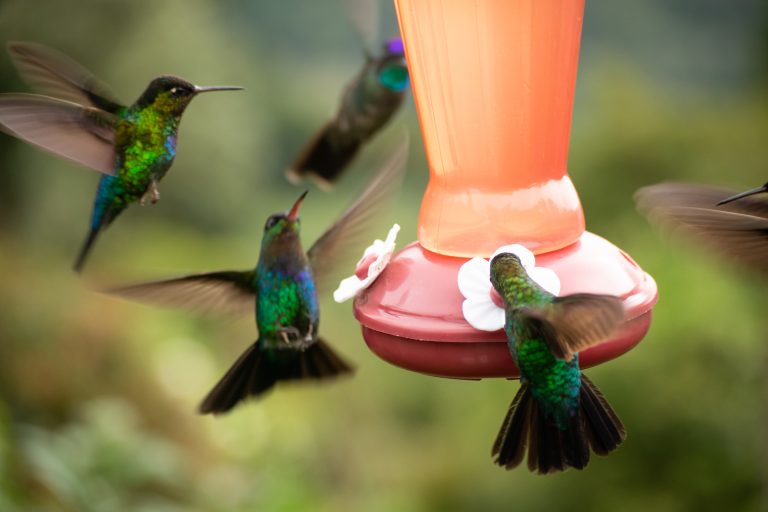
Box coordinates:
[107,271,257,317]
[0,94,119,174]
[646,206,768,274]
[635,182,768,218]
[635,182,768,275]
[520,294,625,362]
[307,134,408,298]
[7,41,126,113]
[342,0,380,56]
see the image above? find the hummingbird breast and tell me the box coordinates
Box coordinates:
[117,108,180,184]
[255,265,320,349]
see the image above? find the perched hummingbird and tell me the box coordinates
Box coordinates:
[0,41,243,272]
[109,138,407,414]
[635,182,768,275]
[489,252,627,474]
[286,36,408,189]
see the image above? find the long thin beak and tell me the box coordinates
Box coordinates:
[287,190,309,221]
[717,183,768,205]
[193,85,245,94]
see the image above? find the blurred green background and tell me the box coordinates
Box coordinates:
[0,0,766,511]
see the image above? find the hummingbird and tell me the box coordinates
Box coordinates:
[285,28,408,189]
[635,182,768,276]
[489,252,627,474]
[109,138,407,414]
[0,41,243,272]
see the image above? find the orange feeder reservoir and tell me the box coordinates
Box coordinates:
[353,0,658,379]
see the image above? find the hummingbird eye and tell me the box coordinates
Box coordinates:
[264,215,281,231]
[169,86,190,97]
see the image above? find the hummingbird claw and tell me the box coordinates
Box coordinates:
[275,326,316,350]
[140,182,161,205]
[278,326,302,346]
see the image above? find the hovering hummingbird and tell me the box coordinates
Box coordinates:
[0,41,243,272]
[109,138,407,414]
[635,182,768,276]
[286,0,408,188]
[489,252,627,474]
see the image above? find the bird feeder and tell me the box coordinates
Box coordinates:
[354,0,658,379]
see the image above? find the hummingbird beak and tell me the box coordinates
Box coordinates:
[287,190,309,221]
[193,85,245,94]
[717,183,768,205]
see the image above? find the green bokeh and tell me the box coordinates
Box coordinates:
[0,1,766,511]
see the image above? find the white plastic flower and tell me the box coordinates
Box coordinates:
[457,244,561,331]
[333,224,400,303]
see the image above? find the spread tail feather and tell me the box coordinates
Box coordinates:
[580,374,626,455]
[492,376,625,474]
[287,123,363,188]
[199,337,354,415]
[73,226,101,273]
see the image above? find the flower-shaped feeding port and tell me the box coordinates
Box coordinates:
[334,224,400,303]
[458,244,560,331]
[352,0,658,380]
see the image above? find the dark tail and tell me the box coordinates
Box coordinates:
[73,226,101,274]
[199,338,354,415]
[492,375,626,474]
[286,123,363,188]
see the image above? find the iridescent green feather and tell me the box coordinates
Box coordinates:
[515,336,581,430]
[497,266,582,431]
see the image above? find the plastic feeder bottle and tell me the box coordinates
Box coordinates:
[354,0,658,379]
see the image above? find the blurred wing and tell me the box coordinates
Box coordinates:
[635,182,768,218]
[648,206,768,274]
[635,182,768,275]
[520,294,625,361]
[8,41,125,113]
[107,270,257,317]
[342,0,380,54]
[307,133,408,297]
[0,94,119,174]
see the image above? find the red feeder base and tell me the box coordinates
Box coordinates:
[354,232,658,379]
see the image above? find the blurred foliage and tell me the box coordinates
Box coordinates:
[0,0,766,511]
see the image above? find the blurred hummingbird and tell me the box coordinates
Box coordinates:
[489,252,627,474]
[286,0,408,188]
[635,182,768,276]
[109,138,407,414]
[0,41,243,272]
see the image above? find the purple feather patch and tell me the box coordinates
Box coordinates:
[385,38,405,56]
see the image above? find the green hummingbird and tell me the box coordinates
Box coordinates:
[109,138,407,414]
[285,1,408,189]
[0,41,243,272]
[635,182,768,276]
[489,252,627,474]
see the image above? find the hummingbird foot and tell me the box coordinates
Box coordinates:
[276,326,315,350]
[140,182,161,205]
[278,326,302,346]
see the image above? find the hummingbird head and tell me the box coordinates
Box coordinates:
[384,38,405,58]
[489,252,527,300]
[377,40,408,93]
[137,75,243,116]
[260,190,308,253]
